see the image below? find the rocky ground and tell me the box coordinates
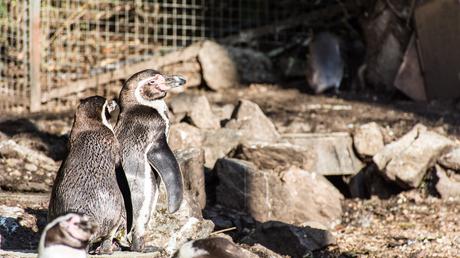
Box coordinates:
[1,83,460,257]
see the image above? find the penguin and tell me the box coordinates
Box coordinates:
[38,213,97,258]
[306,31,344,94]
[173,238,250,258]
[115,69,186,251]
[48,96,126,254]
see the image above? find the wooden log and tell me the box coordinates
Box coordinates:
[41,42,204,102]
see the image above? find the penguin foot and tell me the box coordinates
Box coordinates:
[94,239,114,254]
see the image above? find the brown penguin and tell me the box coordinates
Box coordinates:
[307,31,344,93]
[115,69,186,251]
[48,96,126,254]
[38,213,97,258]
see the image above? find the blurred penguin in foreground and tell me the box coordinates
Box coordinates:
[306,31,344,93]
[38,213,97,258]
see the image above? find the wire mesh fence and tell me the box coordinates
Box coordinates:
[0,0,306,113]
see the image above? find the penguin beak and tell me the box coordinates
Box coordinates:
[162,75,187,90]
[106,100,118,113]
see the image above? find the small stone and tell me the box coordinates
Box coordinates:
[169,123,203,151]
[169,94,220,130]
[433,165,460,199]
[353,122,385,158]
[225,100,280,143]
[24,163,38,172]
[212,104,235,122]
[438,146,460,171]
[203,128,243,168]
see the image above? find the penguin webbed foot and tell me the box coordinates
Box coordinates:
[130,235,161,253]
[92,239,116,255]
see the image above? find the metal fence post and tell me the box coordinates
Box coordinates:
[29,0,41,112]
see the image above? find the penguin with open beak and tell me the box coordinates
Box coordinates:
[114,69,186,252]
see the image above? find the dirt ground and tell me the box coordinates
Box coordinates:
[1,83,460,257]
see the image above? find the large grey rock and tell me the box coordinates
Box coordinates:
[227,47,277,84]
[433,165,460,199]
[169,94,220,130]
[203,128,243,168]
[353,122,385,159]
[169,123,203,151]
[438,146,460,171]
[0,140,60,192]
[225,100,280,142]
[215,158,343,227]
[145,148,214,255]
[176,148,206,209]
[283,133,364,175]
[233,142,313,172]
[373,124,454,188]
[242,221,336,257]
[198,40,239,90]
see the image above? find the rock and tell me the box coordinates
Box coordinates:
[215,158,343,227]
[438,146,460,171]
[0,204,43,250]
[227,47,277,84]
[226,100,280,142]
[349,164,403,199]
[169,123,203,151]
[283,133,364,175]
[146,148,214,255]
[0,140,60,192]
[373,124,454,188]
[278,120,312,134]
[242,221,336,257]
[198,40,239,90]
[353,122,385,158]
[176,148,206,210]
[169,94,220,130]
[212,104,235,122]
[432,165,460,199]
[0,131,8,141]
[203,128,243,168]
[233,142,314,172]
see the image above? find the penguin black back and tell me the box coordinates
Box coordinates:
[48,96,126,254]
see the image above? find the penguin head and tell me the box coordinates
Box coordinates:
[74,96,115,131]
[119,69,186,107]
[39,213,97,251]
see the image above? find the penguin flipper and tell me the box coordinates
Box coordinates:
[146,138,183,213]
[116,164,133,234]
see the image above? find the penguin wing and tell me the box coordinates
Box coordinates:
[146,136,184,213]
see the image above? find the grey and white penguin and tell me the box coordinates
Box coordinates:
[48,96,127,254]
[38,213,97,258]
[306,31,344,94]
[115,69,186,251]
[173,238,251,258]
